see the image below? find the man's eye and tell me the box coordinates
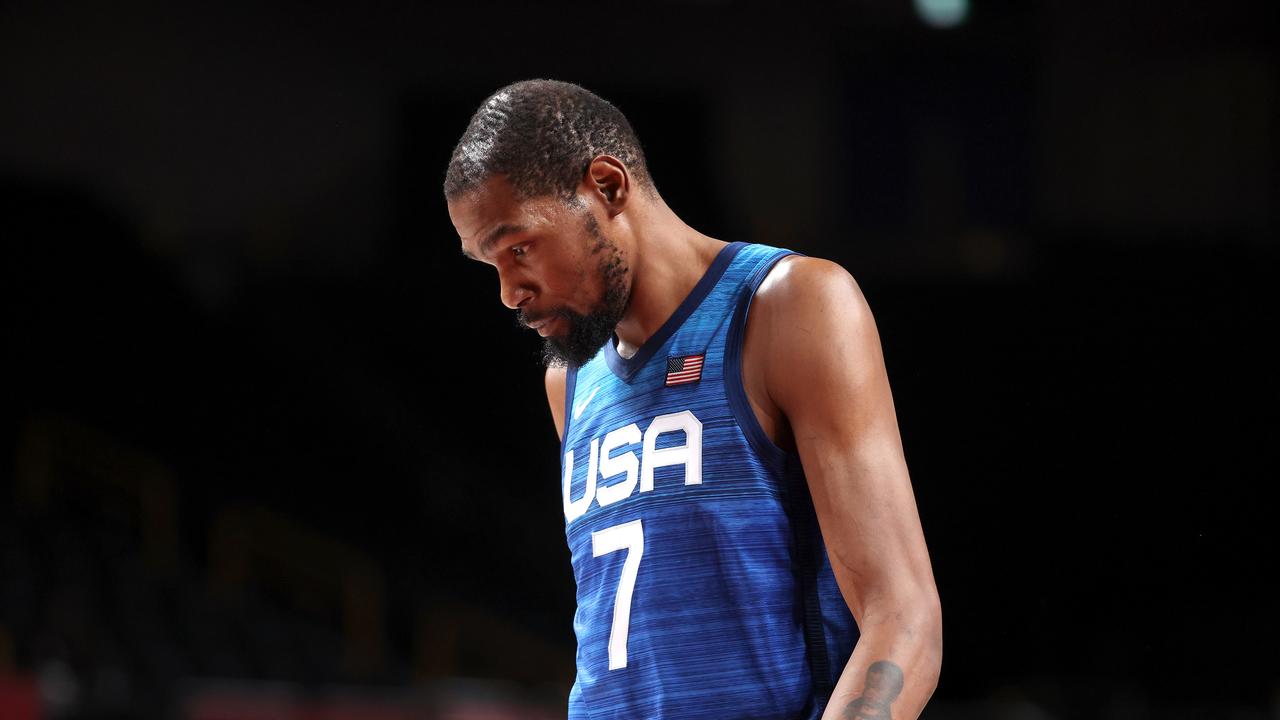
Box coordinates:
[511,244,528,257]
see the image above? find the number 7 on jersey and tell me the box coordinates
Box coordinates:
[591,519,645,670]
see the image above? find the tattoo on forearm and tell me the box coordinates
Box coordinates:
[841,660,904,719]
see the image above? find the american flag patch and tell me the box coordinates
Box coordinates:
[665,354,705,387]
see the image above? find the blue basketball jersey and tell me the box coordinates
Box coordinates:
[558,242,858,720]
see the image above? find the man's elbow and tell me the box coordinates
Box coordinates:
[909,588,943,696]
[876,584,943,694]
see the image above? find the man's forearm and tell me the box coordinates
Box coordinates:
[821,599,942,720]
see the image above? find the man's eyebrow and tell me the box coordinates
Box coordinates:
[479,223,528,256]
[460,223,529,262]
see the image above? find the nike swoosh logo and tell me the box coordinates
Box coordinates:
[573,386,601,421]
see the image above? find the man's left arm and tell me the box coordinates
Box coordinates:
[755,257,942,719]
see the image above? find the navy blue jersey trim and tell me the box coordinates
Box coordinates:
[788,457,837,706]
[725,248,839,706]
[604,241,747,382]
[723,249,799,471]
[559,365,578,459]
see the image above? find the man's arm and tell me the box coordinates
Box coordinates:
[545,365,567,441]
[751,257,942,719]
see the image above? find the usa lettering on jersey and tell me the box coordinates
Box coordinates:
[562,410,703,523]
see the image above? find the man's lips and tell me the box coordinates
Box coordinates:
[534,317,561,337]
[521,314,560,337]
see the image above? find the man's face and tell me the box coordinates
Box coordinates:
[448,175,630,368]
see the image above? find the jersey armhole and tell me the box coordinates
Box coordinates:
[559,365,579,458]
[723,251,798,470]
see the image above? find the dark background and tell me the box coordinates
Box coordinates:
[2,1,1276,718]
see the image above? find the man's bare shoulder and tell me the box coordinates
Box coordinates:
[545,365,568,389]
[753,255,869,330]
[740,255,876,433]
[545,365,568,440]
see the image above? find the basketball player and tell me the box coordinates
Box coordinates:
[445,80,941,720]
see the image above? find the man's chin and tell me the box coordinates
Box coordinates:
[539,337,571,369]
[541,332,609,369]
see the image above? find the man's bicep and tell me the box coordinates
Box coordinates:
[545,366,567,441]
[766,260,898,451]
[765,261,933,619]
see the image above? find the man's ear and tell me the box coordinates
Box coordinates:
[584,155,630,215]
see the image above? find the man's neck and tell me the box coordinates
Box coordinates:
[613,200,726,356]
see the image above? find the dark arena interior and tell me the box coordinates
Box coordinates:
[1,2,1276,718]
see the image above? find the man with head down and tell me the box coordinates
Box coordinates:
[445,79,941,720]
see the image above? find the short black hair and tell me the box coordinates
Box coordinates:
[444,79,652,201]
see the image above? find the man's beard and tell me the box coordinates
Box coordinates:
[521,215,629,369]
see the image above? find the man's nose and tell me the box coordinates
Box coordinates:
[498,271,533,310]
